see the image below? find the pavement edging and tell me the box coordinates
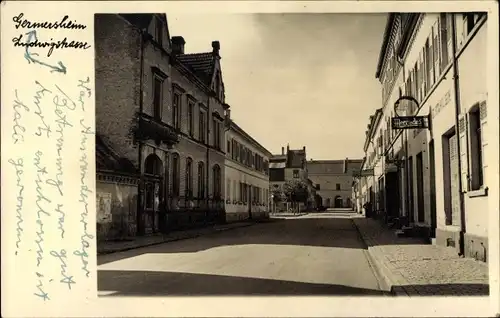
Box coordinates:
[97,222,256,256]
[351,219,410,297]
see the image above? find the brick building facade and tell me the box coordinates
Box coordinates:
[95,13,229,239]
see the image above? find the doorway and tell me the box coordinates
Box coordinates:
[334,196,343,208]
[325,198,331,208]
[142,154,163,234]
[408,156,414,223]
[385,171,400,220]
[416,152,425,223]
[429,140,437,237]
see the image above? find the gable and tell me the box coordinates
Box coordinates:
[120,13,171,51]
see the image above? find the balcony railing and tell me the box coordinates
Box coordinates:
[134,113,180,145]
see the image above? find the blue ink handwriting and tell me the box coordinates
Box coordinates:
[74,119,94,278]
[8,158,25,255]
[34,151,51,267]
[50,249,76,290]
[20,30,67,73]
[55,204,65,239]
[34,272,50,301]
[33,81,53,138]
[12,90,30,144]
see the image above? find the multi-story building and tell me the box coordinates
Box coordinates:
[269,145,309,211]
[362,12,490,261]
[95,13,229,239]
[308,158,363,208]
[224,119,272,222]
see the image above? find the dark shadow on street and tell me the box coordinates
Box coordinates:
[395,283,489,296]
[98,269,387,296]
[98,213,426,265]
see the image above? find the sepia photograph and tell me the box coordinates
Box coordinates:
[94,11,490,298]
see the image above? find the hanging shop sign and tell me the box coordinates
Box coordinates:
[352,169,374,177]
[391,115,430,130]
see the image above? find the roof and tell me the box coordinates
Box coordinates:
[308,159,363,175]
[287,149,306,168]
[96,134,138,174]
[269,162,286,169]
[230,120,273,157]
[270,155,287,161]
[375,13,395,79]
[119,13,167,31]
[176,52,215,86]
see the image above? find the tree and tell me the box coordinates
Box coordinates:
[282,179,309,207]
[271,187,284,203]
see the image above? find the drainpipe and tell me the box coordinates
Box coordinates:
[450,13,466,256]
[136,29,145,236]
[206,94,211,219]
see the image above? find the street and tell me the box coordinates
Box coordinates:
[98,211,388,296]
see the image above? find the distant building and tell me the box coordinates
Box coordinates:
[308,159,363,208]
[224,119,272,222]
[269,145,309,211]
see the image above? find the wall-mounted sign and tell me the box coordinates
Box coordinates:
[391,116,429,130]
[352,169,374,177]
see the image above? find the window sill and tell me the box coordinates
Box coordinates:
[467,187,488,198]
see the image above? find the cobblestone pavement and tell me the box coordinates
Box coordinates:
[97,221,256,255]
[352,217,489,296]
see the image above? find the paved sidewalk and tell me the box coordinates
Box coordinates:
[270,212,309,217]
[352,217,489,296]
[97,221,256,255]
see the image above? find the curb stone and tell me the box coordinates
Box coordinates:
[97,222,255,256]
[351,219,410,297]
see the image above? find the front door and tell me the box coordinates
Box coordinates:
[429,140,437,237]
[142,154,164,234]
[416,152,425,223]
[449,134,460,225]
[385,171,400,219]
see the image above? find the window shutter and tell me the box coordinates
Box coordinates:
[458,113,469,192]
[479,101,488,179]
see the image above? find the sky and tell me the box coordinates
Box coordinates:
[168,13,387,160]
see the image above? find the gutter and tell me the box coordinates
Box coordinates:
[375,13,396,79]
[136,28,145,235]
[450,13,466,255]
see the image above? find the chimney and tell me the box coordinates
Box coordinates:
[344,157,349,173]
[212,41,220,56]
[287,144,290,152]
[171,36,185,55]
[224,108,231,128]
[303,146,306,152]
[281,147,284,155]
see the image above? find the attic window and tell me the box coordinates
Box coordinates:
[156,17,163,46]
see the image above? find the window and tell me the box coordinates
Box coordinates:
[227,139,231,154]
[469,105,485,190]
[185,158,193,198]
[172,153,180,197]
[226,179,231,202]
[197,162,205,199]
[212,165,221,199]
[439,13,451,72]
[187,100,194,136]
[173,92,180,129]
[293,170,299,178]
[213,118,221,149]
[153,75,163,120]
[336,183,341,191]
[199,110,206,142]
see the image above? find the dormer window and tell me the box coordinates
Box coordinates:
[156,18,163,47]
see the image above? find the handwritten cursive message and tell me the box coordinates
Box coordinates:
[2,9,95,308]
